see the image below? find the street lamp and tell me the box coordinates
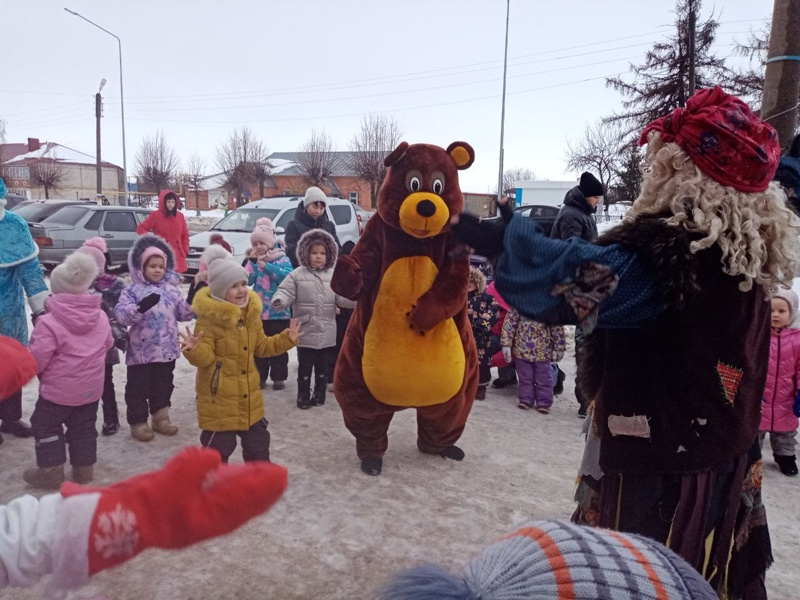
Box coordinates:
[64,8,128,206]
[496,0,511,209]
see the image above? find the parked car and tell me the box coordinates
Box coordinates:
[515,204,560,237]
[354,205,376,235]
[185,196,360,274]
[27,205,151,269]
[11,199,85,224]
[3,193,28,211]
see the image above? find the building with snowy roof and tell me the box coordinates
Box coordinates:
[0,140,124,202]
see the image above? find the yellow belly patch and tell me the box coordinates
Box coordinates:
[363,256,465,406]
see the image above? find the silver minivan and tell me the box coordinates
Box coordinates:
[186,196,361,273]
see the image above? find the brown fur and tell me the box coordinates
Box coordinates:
[331,142,479,460]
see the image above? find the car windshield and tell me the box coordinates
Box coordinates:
[211,208,279,232]
[11,202,62,222]
[42,206,89,226]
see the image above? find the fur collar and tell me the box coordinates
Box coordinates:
[192,287,263,326]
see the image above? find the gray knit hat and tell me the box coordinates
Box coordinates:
[50,252,99,295]
[381,520,717,600]
[205,246,248,301]
[303,186,327,207]
[773,288,799,322]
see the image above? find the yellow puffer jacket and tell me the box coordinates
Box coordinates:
[184,287,295,431]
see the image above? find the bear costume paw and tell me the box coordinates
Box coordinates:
[361,456,383,476]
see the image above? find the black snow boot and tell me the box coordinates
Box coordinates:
[775,455,798,476]
[440,445,466,461]
[361,456,383,476]
[553,366,566,396]
[297,376,312,410]
[312,375,327,406]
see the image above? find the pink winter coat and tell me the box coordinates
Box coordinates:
[28,294,113,406]
[760,327,800,433]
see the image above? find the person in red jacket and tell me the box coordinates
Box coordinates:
[135,191,190,273]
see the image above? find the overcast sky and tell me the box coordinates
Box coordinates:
[1,0,772,193]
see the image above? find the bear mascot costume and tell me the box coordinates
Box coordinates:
[331,141,479,476]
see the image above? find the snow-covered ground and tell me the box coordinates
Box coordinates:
[1,298,798,599]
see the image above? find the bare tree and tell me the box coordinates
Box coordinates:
[727,22,771,113]
[185,152,206,213]
[564,123,624,197]
[215,126,270,203]
[296,129,335,188]
[350,114,403,208]
[31,159,67,199]
[135,131,179,193]
[497,167,537,197]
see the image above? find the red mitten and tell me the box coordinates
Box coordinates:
[332,254,363,296]
[60,447,287,575]
[0,335,38,398]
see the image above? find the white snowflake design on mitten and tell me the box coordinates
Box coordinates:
[93,503,140,559]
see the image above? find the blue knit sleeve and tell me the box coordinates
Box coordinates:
[494,216,661,331]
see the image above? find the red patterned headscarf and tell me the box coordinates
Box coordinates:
[639,87,780,193]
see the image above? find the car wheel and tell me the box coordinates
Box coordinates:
[341,242,355,256]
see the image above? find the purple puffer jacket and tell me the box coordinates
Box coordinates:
[114,235,195,366]
[760,327,800,433]
[29,294,113,406]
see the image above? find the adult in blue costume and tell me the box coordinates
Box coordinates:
[0,177,49,444]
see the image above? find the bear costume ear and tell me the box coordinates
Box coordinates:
[446,142,475,170]
[384,142,409,167]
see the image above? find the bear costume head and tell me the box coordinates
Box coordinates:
[377,141,475,239]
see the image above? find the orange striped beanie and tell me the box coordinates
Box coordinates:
[380,520,717,599]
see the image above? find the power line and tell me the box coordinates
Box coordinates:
[118,72,626,125]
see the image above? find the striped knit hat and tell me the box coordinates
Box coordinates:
[380,520,717,600]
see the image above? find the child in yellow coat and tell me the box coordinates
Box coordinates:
[181,246,299,462]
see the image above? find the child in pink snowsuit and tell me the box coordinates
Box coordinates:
[24,252,113,489]
[760,288,800,476]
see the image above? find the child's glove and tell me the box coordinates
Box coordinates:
[502,346,512,364]
[451,197,513,259]
[136,293,160,314]
[60,447,287,576]
[794,391,800,418]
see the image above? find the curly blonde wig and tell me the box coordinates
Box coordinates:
[626,132,800,292]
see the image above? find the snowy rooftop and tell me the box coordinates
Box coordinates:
[4,142,121,169]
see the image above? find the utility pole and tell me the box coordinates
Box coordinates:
[687,0,697,97]
[95,79,106,196]
[496,0,511,207]
[761,0,800,151]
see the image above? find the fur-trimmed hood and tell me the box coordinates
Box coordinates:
[191,286,263,327]
[468,266,487,294]
[297,229,338,269]
[128,234,177,283]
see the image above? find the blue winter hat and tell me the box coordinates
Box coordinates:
[0,177,7,199]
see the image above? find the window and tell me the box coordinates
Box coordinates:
[348,191,359,204]
[85,211,104,231]
[329,205,352,225]
[212,208,279,232]
[134,211,149,225]
[42,206,89,226]
[283,190,292,196]
[275,209,295,230]
[103,211,137,232]
[2,166,30,180]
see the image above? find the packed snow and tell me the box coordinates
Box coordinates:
[1,287,798,600]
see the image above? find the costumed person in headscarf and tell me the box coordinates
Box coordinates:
[0,177,49,444]
[452,87,798,599]
[0,334,289,594]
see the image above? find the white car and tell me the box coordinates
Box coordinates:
[185,196,360,273]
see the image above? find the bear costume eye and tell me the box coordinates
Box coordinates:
[432,178,444,195]
[410,176,421,192]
